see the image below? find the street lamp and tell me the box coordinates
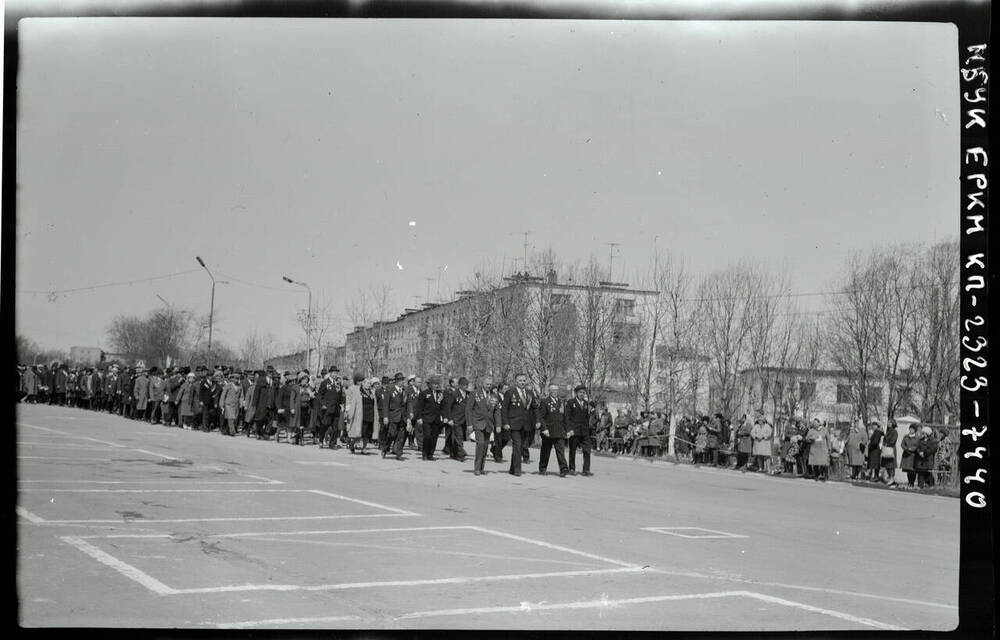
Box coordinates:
[195,256,216,354]
[283,276,313,372]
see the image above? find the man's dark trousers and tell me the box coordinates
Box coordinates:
[508,430,523,474]
[569,435,592,473]
[422,421,442,459]
[540,435,569,474]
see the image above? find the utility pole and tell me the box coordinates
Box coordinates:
[282,276,312,372]
[424,278,434,303]
[607,242,620,281]
[195,256,216,354]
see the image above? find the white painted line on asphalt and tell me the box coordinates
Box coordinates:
[643,567,957,610]
[294,461,349,467]
[59,536,177,596]
[466,525,640,568]
[233,535,597,568]
[35,513,416,525]
[169,566,645,595]
[132,448,182,461]
[19,423,129,449]
[218,615,362,629]
[19,479,281,486]
[740,590,904,630]
[307,489,419,516]
[17,442,116,449]
[641,526,748,539]
[20,488,307,493]
[241,474,285,485]
[133,432,178,436]
[205,525,472,539]
[395,590,749,619]
[81,526,471,540]
[16,506,46,523]
[18,456,111,461]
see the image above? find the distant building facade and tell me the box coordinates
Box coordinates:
[69,346,104,366]
[342,271,659,397]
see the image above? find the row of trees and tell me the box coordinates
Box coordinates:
[342,239,959,426]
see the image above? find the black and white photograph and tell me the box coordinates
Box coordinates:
[5,0,992,633]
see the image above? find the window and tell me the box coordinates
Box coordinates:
[866,386,883,405]
[836,384,852,404]
[799,381,816,402]
[615,298,636,315]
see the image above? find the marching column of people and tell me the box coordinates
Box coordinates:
[18,363,605,479]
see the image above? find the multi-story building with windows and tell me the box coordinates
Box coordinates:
[341,271,659,400]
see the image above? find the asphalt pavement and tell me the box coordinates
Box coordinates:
[16,403,959,630]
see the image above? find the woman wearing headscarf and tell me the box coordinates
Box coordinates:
[880,420,899,486]
[694,417,708,464]
[866,421,884,481]
[845,419,868,480]
[751,417,773,473]
[900,424,920,488]
[736,416,753,469]
[177,372,199,429]
[805,417,831,481]
[914,426,939,489]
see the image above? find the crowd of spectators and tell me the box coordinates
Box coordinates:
[17,361,956,491]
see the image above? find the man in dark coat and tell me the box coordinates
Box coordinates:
[537,384,570,476]
[501,373,537,476]
[405,376,422,449]
[165,367,185,426]
[54,364,68,406]
[414,375,448,461]
[466,376,501,475]
[566,385,593,476]
[380,372,410,460]
[314,369,342,447]
[441,377,470,461]
[198,370,220,432]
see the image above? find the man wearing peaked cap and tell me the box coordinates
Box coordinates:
[566,384,593,476]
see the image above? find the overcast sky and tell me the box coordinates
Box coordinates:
[15,18,958,352]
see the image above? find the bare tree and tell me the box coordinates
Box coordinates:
[570,257,619,400]
[345,285,394,376]
[906,239,960,423]
[696,263,762,418]
[238,329,281,370]
[300,295,341,373]
[520,250,575,391]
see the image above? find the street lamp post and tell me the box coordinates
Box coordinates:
[195,256,216,354]
[283,276,313,372]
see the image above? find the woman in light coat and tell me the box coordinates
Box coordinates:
[805,418,831,481]
[736,417,753,469]
[845,420,868,479]
[133,369,150,417]
[218,374,242,436]
[177,373,199,428]
[344,373,379,454]
[750,418,773,473]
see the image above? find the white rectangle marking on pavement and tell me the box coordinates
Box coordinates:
[395,590,748,620]
[307,489,419,516]
[218,615,361,629]
[641,527,747,539]
[170,566,644,595]
[467,525,640,568]
[740,591,904,630]
[59,536,177,596]
[16,506,46,523]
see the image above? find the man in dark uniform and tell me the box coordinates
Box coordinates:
[314,368,342,448]
[501,373,536,476]
[404,375,421,449]
[198,369,219,432]
[414,376,447,461]
[380,372,410,460]
[442,376,469,461]
[566,385,594,476]
[53,364,68,406]
[374,375,389,449]
[466,375,501,475]
[537,383,570,476]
